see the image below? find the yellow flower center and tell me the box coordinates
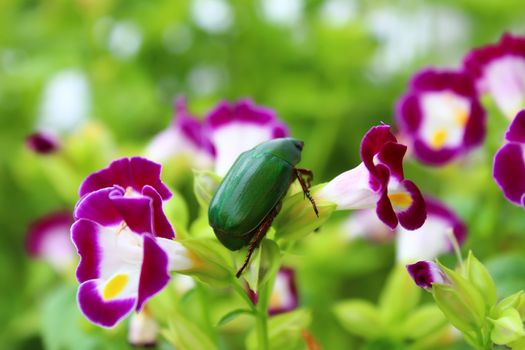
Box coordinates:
[431,128,448,149]
[455,110,469,126]
[388,192,413,210]
[102,273,129,300]
[269,291,282,309]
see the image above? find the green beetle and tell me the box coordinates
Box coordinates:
[208,137,318,277]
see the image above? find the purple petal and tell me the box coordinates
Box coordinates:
[494,143,525,206]
[78,280,136,328]
[412,139,459,165]
[406,261,447,290]
[396,180,427,231]
[377,141,407,180]
[142,186,175,239]
[463,33,525,85]
[376,191,398,230]
[74,188,122,226]
[360,124,397,177]
[25,132,60,154]
[136,235,171,311]
[206,98,289,135]
[506,110,525,143]
[26,211,73,257]
[109,192,152,235]
[71,219,101,282]
[173,97,216,157]
[79,157,171,200]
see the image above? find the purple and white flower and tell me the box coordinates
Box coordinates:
[72,157,194,327]
[493,110,525,207]
[145,97,215,169]
[464,33,525,119]
[206,99,289,176]
[406,261,448,290]
[396,69,486,165]
[318,124,426,230]
[396,197,466,263]
[248,267,298,316]
[26,131,61,155]
[25,211,75,272]
[342,197,466,262]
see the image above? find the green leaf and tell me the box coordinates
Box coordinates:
[162,313,216,350]
[399,304,448,340]
[378,264,421,325]
[333,299,384,339]
[193,170,222,209]
[42,284,100,350]
[258,239,281,290]
[245,309,312,350]
[216,309,255,327]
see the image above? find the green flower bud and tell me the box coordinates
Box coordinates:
[438,264,487,325]
[493,291,524,318]
[178,238,232,287]
[273,186,336,242]
[465,251,497,306]
[432,283,479,336]
[489,308,525,345]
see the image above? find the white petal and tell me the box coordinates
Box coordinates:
[269,272,294,310]
[128,311,158,346]
[99,226,144,281]
[484,56,525,119]
[155,238,194,272]
[341,209,392,242]
[211,123,274,176]
[396,216,452,263]
[145,128,213,169]
[419,91,470,150]
[317,162,379,210]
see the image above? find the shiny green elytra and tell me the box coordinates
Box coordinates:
[208,138,305,251]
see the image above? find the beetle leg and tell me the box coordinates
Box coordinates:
[295,168,319,217]
[296,168,313,188]
[236,207,278,278]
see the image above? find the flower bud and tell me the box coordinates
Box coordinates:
[489,308,525,345]
[128,310,158,347]
[273,186,336,242]
[465,251,497,306]
[406,261,447,290]
[178,238,232,286]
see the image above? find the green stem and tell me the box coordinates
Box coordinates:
[231,277,257,312]
[255,311,269,350]
[230,276,269,349]
[256,280,271,350]
[446,228,464,270]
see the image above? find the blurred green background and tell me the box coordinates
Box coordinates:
[2,0,525,349]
